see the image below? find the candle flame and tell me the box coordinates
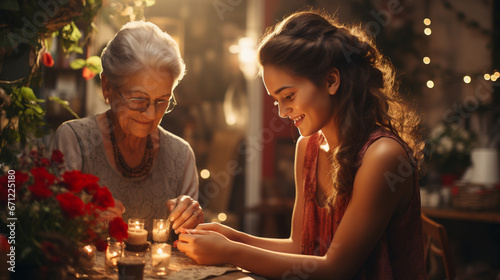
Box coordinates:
[157,248,163,254]
[84,245,93,253]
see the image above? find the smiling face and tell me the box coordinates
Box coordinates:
[262,65,337,137]
[105,70,175,138]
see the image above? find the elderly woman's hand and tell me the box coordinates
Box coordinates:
[167,195,203,234]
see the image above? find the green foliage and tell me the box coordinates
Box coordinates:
[0,86,47,148]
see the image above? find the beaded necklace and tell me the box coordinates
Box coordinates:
[107,111,153,178]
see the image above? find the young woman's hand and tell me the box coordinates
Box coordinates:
[166,195,203,233]
[195,222,241,242]
[177,229,233,265]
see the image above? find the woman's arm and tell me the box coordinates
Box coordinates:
[178,137,415,279]
[192,136,310,254]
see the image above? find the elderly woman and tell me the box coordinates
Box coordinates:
[52,21,203,234]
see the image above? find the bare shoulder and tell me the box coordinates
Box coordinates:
[354,136,414,205]
[363,137,409,165]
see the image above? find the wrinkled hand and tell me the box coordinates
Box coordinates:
[177,229,232,265]
[196,223,240,241]
[98,199,125,222]
[167,195,203,234]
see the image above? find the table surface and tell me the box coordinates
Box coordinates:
[77,248,266,280]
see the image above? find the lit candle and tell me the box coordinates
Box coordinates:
[151,243,171,275]
[78,245,96,270]
[128,218,144,230]
[152,219,169,242]
[152,247,170,266]
[126,228,148,245]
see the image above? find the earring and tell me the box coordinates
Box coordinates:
[105,98,109,104]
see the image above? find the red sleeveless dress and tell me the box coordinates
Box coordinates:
[300,130,426,279]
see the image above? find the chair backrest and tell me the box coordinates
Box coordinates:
[421,213,456,280]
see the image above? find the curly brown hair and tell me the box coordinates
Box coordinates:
[258,10,424,207]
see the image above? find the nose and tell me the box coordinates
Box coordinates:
[142,103,157,120]
[278,103,291,119]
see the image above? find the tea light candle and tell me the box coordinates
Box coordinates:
[78,245,96,270]
[152,248,170,266]
[152,219,168,242]
[105,241,124,274]
[127,228,148,245]
[151,243,171,275]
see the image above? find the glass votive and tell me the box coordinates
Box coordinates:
[151,243,171,275]
[117,256,146,280]
[78,244,96,270]
[127,218,148,246]
[128,218,145,230]
[152,219,169,243]
[105,240,125,274]
[72,244,96,278]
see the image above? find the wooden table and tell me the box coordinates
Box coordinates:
[422,206,500,223]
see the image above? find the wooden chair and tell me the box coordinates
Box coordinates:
[421,213,456,280]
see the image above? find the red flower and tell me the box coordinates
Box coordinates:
[40,158,51,166]
[62,171,100,193]
[28,181,53,199]
[17,171,29,186]
[41,241,62,263]
[31,167,56,185]
[92,187,114,210]
[51,150,64,164]
[56,192,85,218]
[42,51,54,67]
[94,238,108,252]
[108,217,128,241]
[82,67,95,80]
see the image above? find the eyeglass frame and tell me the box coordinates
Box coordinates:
[113,86,177,114]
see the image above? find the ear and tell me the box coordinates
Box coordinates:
[101,73,111,100]
[326,68,340,95]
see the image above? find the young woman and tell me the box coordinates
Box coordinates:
[178,11,425,279]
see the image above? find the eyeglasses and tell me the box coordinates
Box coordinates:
[115,88,177,114]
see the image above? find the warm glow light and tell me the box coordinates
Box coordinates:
[218,213,227,222]
[424,28,432,35]
[228,44,239,54]
[484,74,491,80]
[85,245,93,253]
[423,57,431,64]
[492,76,498,82]
[494,71,500,78]
[463,76,471,84]
[427,80,434,88]
[200,169,210,179]
[157,248,163,254]
[423,18,431,25]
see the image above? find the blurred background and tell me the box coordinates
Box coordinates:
[1,0,499,279]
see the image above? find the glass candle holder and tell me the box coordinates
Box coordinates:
[127,218,148,246]
[128,218,145,230]
[152,219,169,243]
[78,245,96,270]
[151,243,171,275]
[105,240,124,274]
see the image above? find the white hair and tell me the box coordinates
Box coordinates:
[101,21,186,87]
